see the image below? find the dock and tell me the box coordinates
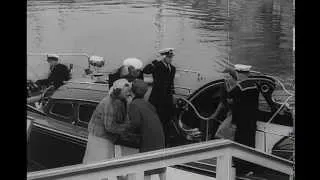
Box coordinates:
[27,139,294,180]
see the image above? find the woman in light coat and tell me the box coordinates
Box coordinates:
[82,79,133,164]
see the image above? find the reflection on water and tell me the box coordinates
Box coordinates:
[229,0,294,80]
[27,0,294,88]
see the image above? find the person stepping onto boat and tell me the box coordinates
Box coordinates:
[143,48,176,147]
[223,65,260,176]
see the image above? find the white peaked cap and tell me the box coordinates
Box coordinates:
[89,56,104,62]
[47,54,60,59]
[123,58,143,69]
[159,48,174,54]
[234,64,252,72]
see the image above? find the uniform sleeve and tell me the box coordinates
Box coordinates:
[48,64,70,88]
[142,60,157,74]
[170,66,176,94]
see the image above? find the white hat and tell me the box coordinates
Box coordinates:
[159,48,175,56]
[47,54,60,61]
[109,78,131,95]
[234,64,252,72]
[123,58,143,70]
[89,56,105,67]
[89,56,104,62]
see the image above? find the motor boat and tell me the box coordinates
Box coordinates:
[27,52,294,172]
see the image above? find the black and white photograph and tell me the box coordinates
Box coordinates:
[27,0,295,179]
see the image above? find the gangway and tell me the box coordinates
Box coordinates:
[27,139,294,180]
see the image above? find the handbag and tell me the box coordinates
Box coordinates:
[215,112,236,140]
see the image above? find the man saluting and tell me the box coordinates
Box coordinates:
[143,48,176,146]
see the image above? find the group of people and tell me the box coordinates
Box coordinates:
[34,48,260,177]
[82,48,176,180]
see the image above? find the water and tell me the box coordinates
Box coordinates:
[27,0,294,90]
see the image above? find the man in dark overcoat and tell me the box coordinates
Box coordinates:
[142,48,176,145]
[128,79,167,180]
[128,79,165,153]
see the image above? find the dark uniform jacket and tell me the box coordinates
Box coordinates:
[228,80,260,147]
[36,63,71,89]
[143,60,176,124]
[128,98,165,152]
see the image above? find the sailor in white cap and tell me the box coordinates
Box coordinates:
[220,64,259,176]
[35,54,71,89]
[142,48,176,146]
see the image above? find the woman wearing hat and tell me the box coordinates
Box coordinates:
[108,58,144,88]
[82,79,135,164]
[142,48,176,146]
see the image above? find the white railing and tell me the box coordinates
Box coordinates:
[27,139,293,180]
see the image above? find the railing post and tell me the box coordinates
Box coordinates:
[107,176,117,180]
[216,151,234,180]
[132,172,143,180]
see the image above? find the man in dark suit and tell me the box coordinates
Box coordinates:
[128,79,166,180]
[128,79,165,152]
[142,48,176,145]
[35,54,71,89]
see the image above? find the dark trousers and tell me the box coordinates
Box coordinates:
[234,123,256,148]
[156,104,173,146]
[234,122,257,175]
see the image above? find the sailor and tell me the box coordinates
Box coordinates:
[142,48,176,146]
[224,65,260,176]
[227,65,259,148]
[35,54,71,89]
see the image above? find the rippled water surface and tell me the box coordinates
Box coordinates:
[27,0,294,89]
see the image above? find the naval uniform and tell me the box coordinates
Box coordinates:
[228,79,260,148]
[227,79,260,176]
[143,60,176,144]
[36,63,71,89]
